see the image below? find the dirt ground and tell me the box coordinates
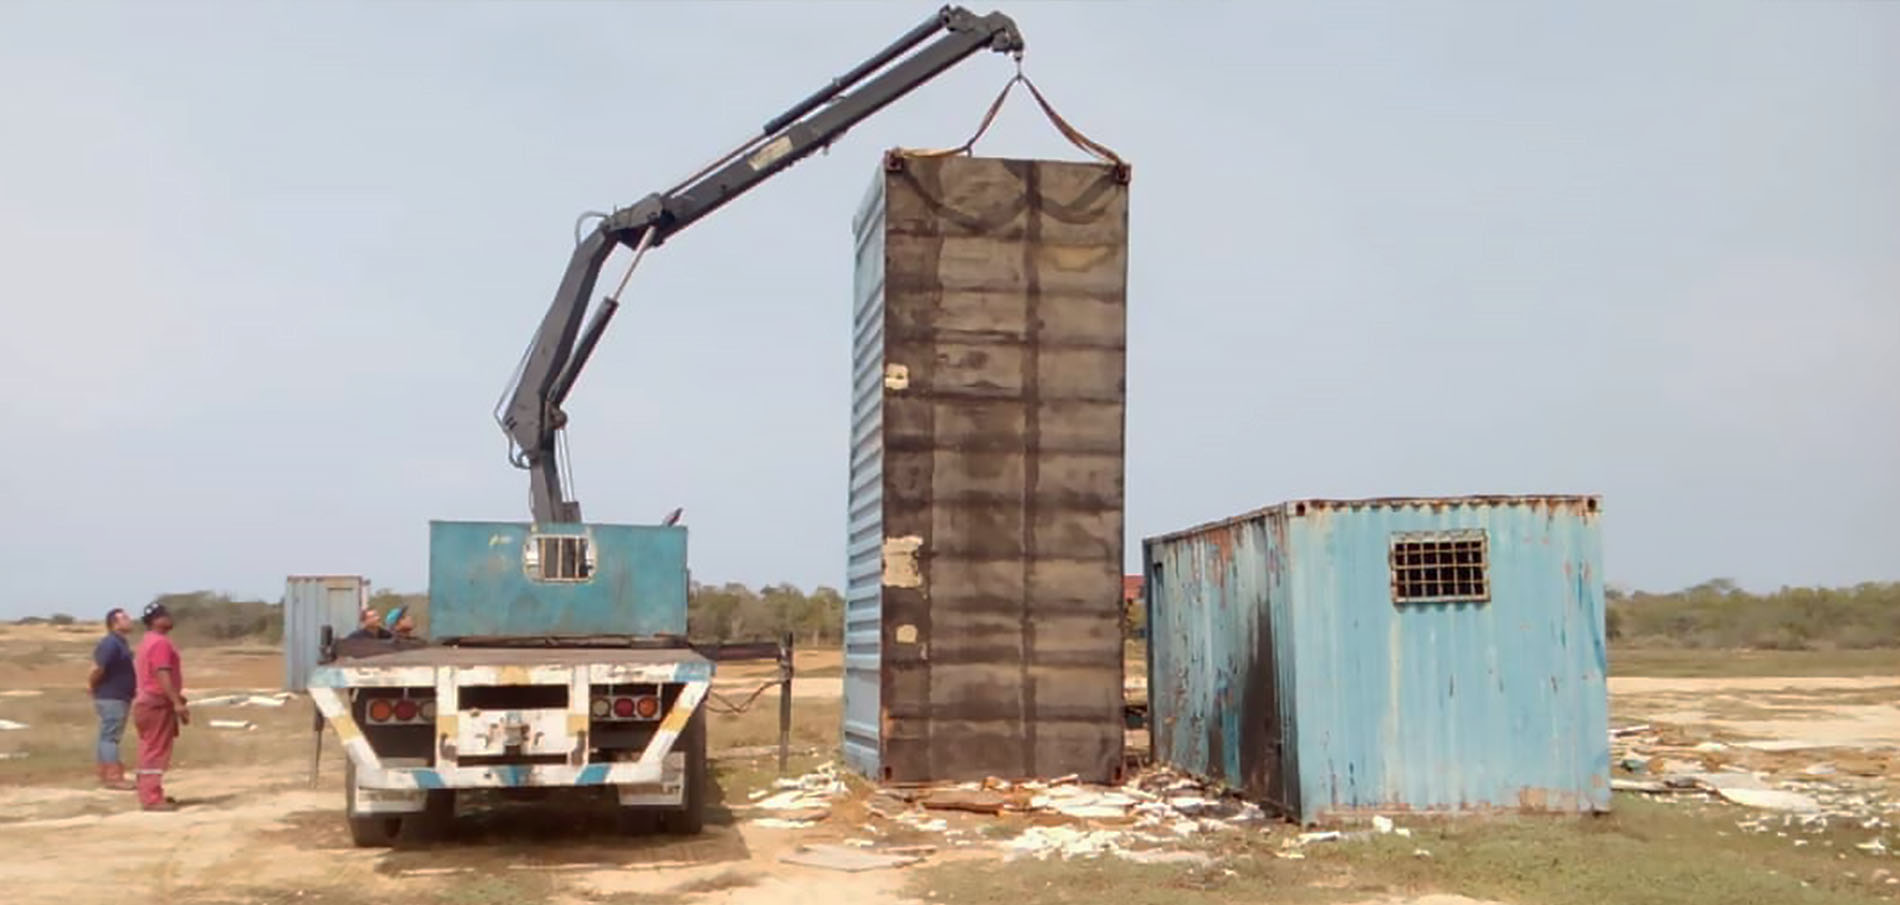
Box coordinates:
[6,625,1900,905]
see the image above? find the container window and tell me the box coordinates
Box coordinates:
[525,534,594,582]
[1389,530,1488,603]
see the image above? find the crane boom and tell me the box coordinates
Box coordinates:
[497,5,1024,524]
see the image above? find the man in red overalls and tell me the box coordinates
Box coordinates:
[132,602,190,811]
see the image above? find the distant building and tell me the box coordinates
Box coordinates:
[1143,496,1608,823]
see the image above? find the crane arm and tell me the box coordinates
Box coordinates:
[498,5,1024,524]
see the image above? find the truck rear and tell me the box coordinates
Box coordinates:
[307,520,710,845]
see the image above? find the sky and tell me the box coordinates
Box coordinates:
[0,1,1895,618]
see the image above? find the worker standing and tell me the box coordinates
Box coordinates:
[131,602,189,811]
[87,607,137,791]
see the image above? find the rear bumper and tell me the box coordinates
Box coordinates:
[308,655,708,793]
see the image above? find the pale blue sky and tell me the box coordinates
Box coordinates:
[1,1,1895,618]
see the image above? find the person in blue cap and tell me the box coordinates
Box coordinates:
[383,604,416,640]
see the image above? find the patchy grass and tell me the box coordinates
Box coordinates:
[1612,648,1900,678]
[912,795,1897,905]
[711,752,829,804]
[0,688,321,786]
[707,695,840,751]
[912,854,1352,905]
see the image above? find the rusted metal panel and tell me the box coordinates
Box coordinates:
[845,154,1129,783]
[1144,496,1609,824]
[283,574,368,691]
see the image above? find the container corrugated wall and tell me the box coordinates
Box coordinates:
[283,575,368,691]
[1145,496,1609,823]
[845,154,1129,783]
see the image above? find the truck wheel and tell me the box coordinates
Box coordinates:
[344,760,402,848]
[659,709,707,836]
[398,789,455,844]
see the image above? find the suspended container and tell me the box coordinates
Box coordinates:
[283,574,370,691]
[843,151,1131,783]
[1143,496,1609,823]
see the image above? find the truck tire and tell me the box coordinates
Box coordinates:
[344,759,452,846]
[659,708,707,836]
[344,760,402,848]
[398,788,455,844]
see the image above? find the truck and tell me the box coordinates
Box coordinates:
[304,6,1027,846]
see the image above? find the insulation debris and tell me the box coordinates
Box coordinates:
[208,719,256,731]
[0,719,27,731]
[747,762,848,825]
[193,693,293,709]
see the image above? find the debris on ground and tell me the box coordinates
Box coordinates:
[193,692,294,709]
[1716,787,1823,813]
[1004,826,1129,861]
[0,719,29,731]
[920,788,1011,814]
[746,762,849,825]
[1612,721,1900,852]
[0,751,27,760]
[0,690,43,698]
[780,843,930,872]
[207,719,257,731]
[865,766,1275,863]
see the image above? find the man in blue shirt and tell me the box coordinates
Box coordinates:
[88,607,137,790]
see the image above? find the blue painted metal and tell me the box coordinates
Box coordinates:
[1144,496,1609,823]
[282,575,368,691]
[841,169,888,778]
[426,521,688,639]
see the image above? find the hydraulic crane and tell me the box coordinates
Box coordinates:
[498,5,1025,524]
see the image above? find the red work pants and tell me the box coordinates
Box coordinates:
[131,697,178,808]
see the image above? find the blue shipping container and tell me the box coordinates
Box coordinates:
[1143,496,1609,823]
[427,521,688,640]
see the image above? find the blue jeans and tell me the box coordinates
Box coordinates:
[94,698,129,765]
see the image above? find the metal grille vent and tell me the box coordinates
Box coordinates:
[1389,530,1489,603]
[526,535,594,582]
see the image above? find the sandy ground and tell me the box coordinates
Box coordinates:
[7,625,1899,905]
[1610,676,1900,747]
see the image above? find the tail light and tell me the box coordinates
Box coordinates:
[593,693,662,722]
[364,695,433,725]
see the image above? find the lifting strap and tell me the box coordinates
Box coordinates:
[890,63,1130,183]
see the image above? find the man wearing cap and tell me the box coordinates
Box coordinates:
[87,607,137,791]
[384,604,417,640]
[131,602,189,811]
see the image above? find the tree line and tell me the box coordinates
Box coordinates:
[23,578,1899,652]
[1607,579,1900,651]
[22,582,848,647]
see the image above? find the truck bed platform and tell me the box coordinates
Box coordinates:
[335,645,711,669]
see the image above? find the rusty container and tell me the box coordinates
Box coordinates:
[843,153,1130,783]
[1144,496,1610,823]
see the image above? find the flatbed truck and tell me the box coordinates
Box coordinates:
[306,6,1026,845]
